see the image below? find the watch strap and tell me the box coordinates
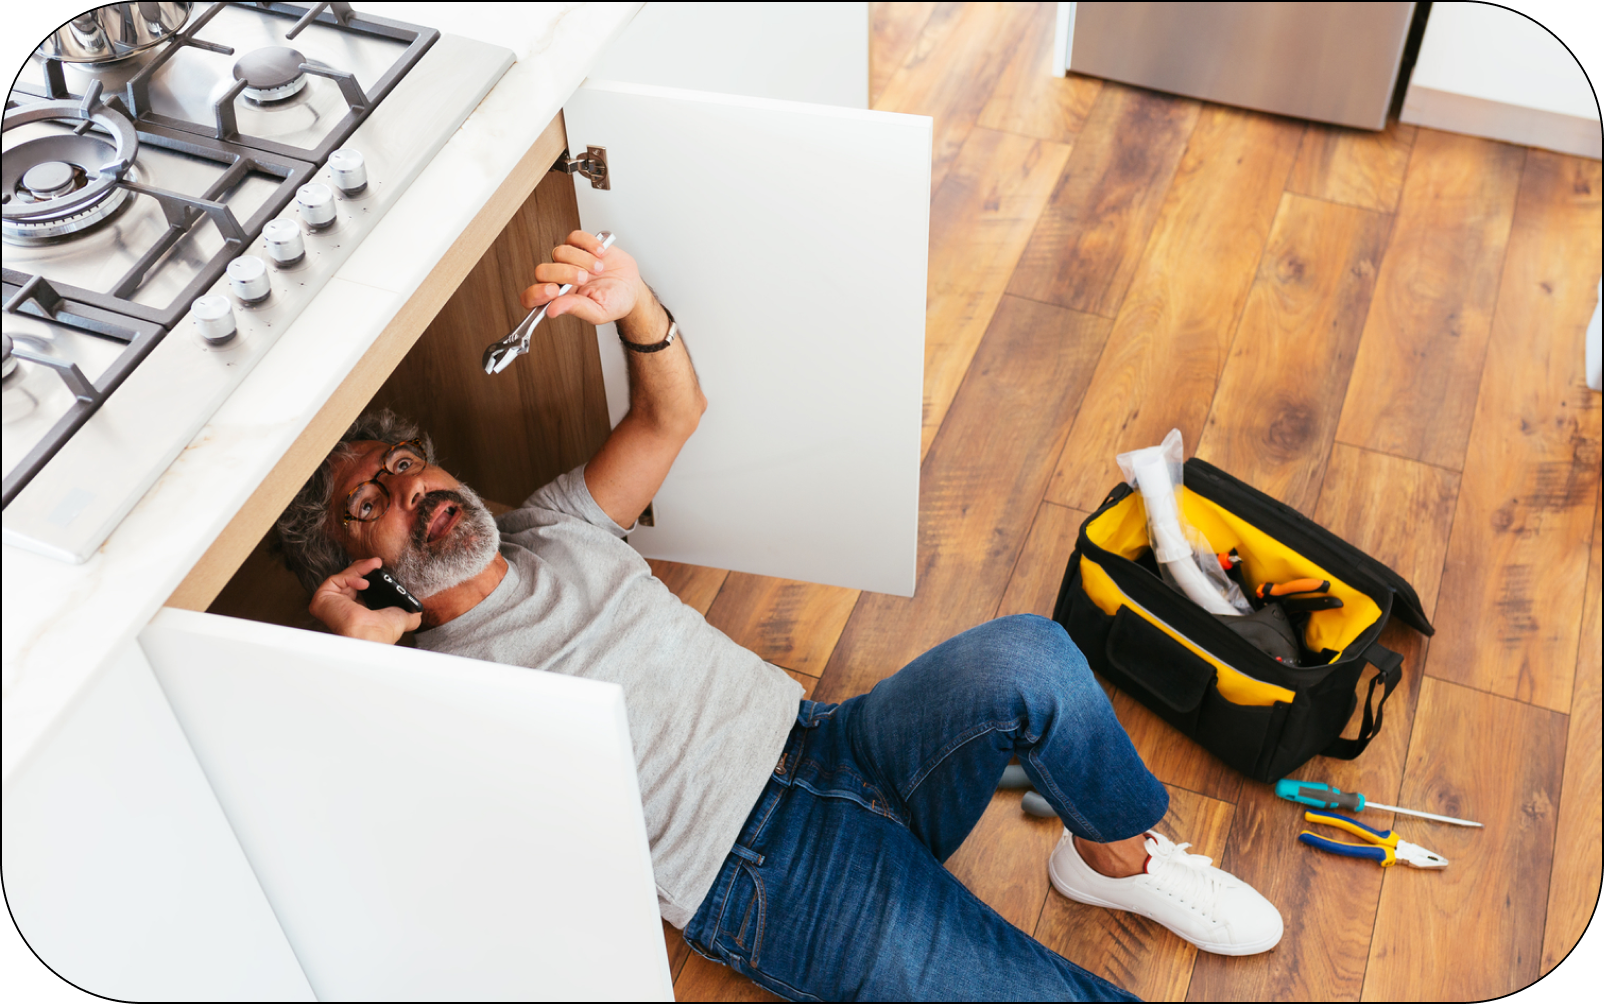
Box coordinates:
[620,305,678,353]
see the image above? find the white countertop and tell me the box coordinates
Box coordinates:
[1,2,644,782]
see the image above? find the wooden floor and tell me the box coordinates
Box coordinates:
[654,4,1604,1000]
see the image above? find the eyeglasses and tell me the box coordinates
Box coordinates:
[341,439,428,523]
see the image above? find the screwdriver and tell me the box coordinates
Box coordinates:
[1274,780,1482,828]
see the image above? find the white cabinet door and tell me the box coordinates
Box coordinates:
[1,643,313,1002]
[140,609,671,1003]
[588,2,870,108]
[566,81,929,596]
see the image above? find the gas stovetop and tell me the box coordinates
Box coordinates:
[2,3,514,562]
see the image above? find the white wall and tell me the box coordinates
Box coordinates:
[1403,1,1600,158]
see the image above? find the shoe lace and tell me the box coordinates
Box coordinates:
[1142,832,1238,922]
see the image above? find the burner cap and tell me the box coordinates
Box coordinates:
[21,161,78,200]
[233,46,310,102]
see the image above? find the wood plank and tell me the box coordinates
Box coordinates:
[1045,105,1306,512]
[875,1,1044,193]
[1362,678,1567,1001]
[1195,193,1392,515]
[1005,83,1200,319]
[943,787,1062,933]
[996,502,1091,619]
[1542,493,1602,974]
[1188,618,1431,1002]
[975,3,1102,144]
[1425,150,1603,711]
[704,575,858,677]
[1312,444,1461,620]
[1034,784,1234,1003]
[166,115,570,612]
[817,296,1110,703]
[1286,119,1418,214]
[1333,128,1526,470]
[663,920,691,985]
[647,558,729,616]
[674,950,782,1003]
[367,165,611,509]
[869,1,941,107]
[921,128,1074,457]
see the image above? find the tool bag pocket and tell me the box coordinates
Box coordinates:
[1053,458,1432,783]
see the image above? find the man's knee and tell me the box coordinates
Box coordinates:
[978,614,1099,702]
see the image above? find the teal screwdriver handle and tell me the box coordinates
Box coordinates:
[1275,779,1366,812]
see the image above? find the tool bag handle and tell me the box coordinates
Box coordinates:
[1321,642,1403,761]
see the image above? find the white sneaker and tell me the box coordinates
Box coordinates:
[1047,828,1283,956]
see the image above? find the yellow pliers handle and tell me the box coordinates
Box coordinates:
[1296,809,1448,868]
[1298,809,1398,865]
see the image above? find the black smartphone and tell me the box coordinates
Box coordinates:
[361,566,424,614]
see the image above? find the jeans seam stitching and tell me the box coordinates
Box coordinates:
[1026,747,1102,839]
[791,777,901,822]
[899,717,1025,802]
[741,861,767,968]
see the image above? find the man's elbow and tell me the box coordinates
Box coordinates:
[672,390,708,439]
[644,390,705,441]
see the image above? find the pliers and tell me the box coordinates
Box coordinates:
[1297,809,1449,868]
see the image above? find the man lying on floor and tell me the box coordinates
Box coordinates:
[275,232,1283,1002]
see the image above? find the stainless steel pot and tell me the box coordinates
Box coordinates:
[37,3,192,64]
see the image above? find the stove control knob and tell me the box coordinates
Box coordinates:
[227,255,272,304]
[193,294,238,345]
[328,148,368,194]
[262,218,306,266]
[296,182,335,228]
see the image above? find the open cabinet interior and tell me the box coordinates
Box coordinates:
[207,161,599,635]
[205,2,930,630]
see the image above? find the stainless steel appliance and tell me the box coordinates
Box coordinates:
[1066,2,1417,131]
[3,3,514,562]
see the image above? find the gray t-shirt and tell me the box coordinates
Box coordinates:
[415,466,802,927]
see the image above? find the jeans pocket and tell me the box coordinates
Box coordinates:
[717,861,768,968]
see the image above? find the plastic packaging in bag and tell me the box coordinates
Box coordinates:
[1116,430,1252,616]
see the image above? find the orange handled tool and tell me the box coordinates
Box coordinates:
[1257,578,1330,600]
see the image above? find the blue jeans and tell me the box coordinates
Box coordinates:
[683,614,1169,1001]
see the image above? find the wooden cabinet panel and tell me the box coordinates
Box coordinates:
[368,166,610,508]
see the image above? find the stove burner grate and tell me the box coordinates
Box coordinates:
[2,83,138,243]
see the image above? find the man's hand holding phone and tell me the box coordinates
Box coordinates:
[310,556,423,643]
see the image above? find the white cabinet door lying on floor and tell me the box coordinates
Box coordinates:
[141,608,671,1003]
[565,79,930,596]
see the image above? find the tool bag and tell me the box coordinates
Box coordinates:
[1052,458,1433,784]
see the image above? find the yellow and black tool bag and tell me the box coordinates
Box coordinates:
[1052,458,1433,784]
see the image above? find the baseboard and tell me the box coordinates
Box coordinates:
[1402,85,1601,159]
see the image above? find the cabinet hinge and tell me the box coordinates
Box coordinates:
[552,146,609,190]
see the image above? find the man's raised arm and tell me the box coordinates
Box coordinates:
[521,231,707,528]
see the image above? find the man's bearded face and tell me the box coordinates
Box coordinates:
[389,484,501,598]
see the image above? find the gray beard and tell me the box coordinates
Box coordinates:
[391,483,501,599]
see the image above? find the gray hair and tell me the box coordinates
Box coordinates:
[274,409,436,593]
